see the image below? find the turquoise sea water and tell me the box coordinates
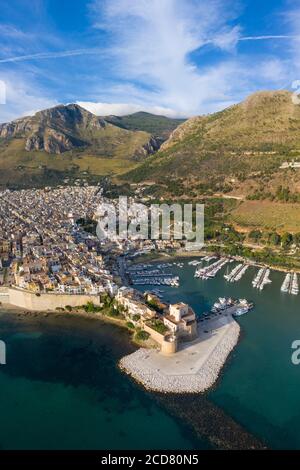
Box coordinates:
[0,313,207,450]
[139,258,300,449]
[1,257,300,449]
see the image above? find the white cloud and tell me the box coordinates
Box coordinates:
[86,0,300,116]
[0,73,57,123]
[77,101,182,117]
[258,58,289,83]
[240,35,295,41]
[211,25,242,51]
[283,7,300,75]
[0,24,29,39]
[2,0,300,122]
[90,0,244,116]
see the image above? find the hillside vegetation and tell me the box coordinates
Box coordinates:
[105,111,185,140]
[122,90,300,235]
[0,104,161,188]
[125,91,300,187]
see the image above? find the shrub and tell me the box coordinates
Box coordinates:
[132,314,141,322]
[135,330,150,341]
[84,302,102,313]
[150,320,169,335]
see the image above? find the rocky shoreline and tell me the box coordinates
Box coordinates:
[119,319,240,394]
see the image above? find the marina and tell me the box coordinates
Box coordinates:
[204,297,253,318]
[127,262,180,287]
[129,256,300,449]
[202,256,217,262]
[188,259,203,266]
[128,256,300,295]
[131,276,180,287]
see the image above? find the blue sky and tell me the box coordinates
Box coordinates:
[0,0,300,121]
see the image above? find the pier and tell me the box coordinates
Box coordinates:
[131,276,179,287]
[127,263,180,287]
[252,267,272,290]
[195,257,230,280]
[281,272,299,295]
[224,263,249,283]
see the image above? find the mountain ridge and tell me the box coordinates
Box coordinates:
[0,103,165,187]
[104,111,186,141]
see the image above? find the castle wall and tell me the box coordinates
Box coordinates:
[0,287,9,303]
[6,288,101,311]
[143,324,177,354]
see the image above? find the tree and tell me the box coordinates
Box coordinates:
[269,232,281,246]
[293,233,300,246]
[248,230,262,242]
[281,232,293,248]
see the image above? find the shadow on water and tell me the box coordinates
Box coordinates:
[0,312,143,405]
[0,309,265,450]
[0,311,209,450]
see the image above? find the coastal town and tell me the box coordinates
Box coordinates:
[0,184,249,392]
[0,186,197,334]
[0,185,183,294]
[2,184,300,393]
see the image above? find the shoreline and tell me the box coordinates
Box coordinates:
[0,299,242,396]
[130,248,300,275]
[0,302,154,350]
[0,301,265,450]
[119,314,240,394]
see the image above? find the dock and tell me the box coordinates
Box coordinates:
[281,272,299,295]
[224,263,248,282]
[195,257,230,280]
[252,267,272,290]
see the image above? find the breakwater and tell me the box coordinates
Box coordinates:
[120,315,240,393]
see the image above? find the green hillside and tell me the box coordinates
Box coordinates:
[124,91,300,191]
[122,90,300,234]
[0,104,161,188]
[105,112,185,140]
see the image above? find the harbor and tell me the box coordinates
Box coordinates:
[126,255,300,295]
[208,297,253,317]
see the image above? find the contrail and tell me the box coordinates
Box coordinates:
[239,35,298,41]
[0,48,102,64]
[0,35,297,65]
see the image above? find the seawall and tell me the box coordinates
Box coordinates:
[1,287,101,311]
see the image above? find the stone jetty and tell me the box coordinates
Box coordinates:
[119,314,240,394]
